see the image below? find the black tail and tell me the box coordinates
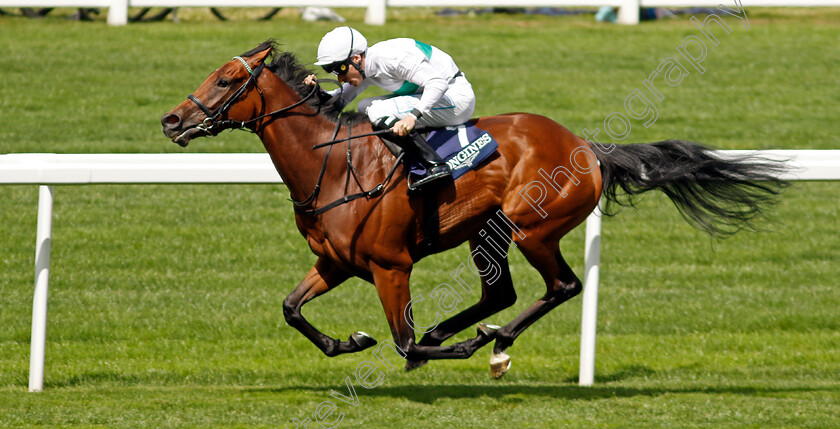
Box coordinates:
[595,140,789,237]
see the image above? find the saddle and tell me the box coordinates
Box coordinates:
[378,122,499,182]
[377,122,499,255]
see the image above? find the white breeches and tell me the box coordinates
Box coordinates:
[360,76,475,128]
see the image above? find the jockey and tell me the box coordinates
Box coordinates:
[304,26,476,192]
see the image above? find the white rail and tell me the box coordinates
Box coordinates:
[1,150,837,391]
[0,0,837,26]
[0,153,283,184]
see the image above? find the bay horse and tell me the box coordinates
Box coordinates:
[161,41,786,378]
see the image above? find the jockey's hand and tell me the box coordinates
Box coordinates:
[392,115,416,136]
[303,74,318,86]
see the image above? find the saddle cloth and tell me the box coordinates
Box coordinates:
[409,123,499,180]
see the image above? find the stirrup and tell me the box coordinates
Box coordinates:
[408,164,452,192]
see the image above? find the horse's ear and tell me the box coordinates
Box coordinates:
[246,47,272,68]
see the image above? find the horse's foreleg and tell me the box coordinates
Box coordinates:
[405,234,517,370]
[490,244,582,378]
[371,261,496,363]
[283,257,377,357]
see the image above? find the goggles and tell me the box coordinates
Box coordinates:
[322,61,351,76]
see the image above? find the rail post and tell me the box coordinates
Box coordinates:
[579,199,603,386]
[29,185,54,392]
[365,0,386,25]
[107,0,128,26]
[617,0,640,25]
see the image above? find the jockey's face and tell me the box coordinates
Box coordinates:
[338,54,365,87]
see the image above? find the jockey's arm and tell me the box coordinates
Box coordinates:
[304,74,361,111]
[392,62,449,136]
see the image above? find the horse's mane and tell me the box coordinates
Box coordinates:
[240,40,369,125]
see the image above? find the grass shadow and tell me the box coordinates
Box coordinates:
[253,383,840,404]
[354,383,840,404]
[251,361,840,405]
[562,364,658,384]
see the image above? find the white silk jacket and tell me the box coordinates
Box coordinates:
[328,38,461,116]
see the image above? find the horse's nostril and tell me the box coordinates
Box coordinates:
[161,113,181,129]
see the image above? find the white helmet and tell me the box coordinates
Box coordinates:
[314,26,367,66]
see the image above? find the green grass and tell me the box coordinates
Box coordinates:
[1,7,840,428]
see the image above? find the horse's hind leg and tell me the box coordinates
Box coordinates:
[406,233,518,370]
[370,261,499,363]
[490,241,582,378]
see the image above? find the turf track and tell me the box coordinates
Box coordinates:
[1,7,838,428]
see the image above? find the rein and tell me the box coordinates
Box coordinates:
[292,117,405,216]
[311,128,395,150]
[186,56,403,217]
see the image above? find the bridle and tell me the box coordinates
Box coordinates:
[186,56,318,136]
[184,55,402,216]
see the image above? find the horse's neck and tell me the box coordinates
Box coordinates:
[254,76,388,206]
[259,117,393,211]
[257,110,339,202]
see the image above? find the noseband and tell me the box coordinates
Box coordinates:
[186,56,318,135]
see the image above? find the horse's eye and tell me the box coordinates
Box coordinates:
[218,79,230,88]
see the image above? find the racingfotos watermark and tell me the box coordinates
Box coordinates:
[583,0,749,152]
[284,340,407,428]
[284,2,751,427]
[404,209,526,333]
[413,0,752,318]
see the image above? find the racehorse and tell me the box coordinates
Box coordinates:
[161,41,787,378]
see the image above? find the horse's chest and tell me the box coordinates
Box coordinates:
[301,222,355,264]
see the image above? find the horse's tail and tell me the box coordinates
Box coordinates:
[594,140,790,236]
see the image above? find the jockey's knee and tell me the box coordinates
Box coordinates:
[359,95,398,117]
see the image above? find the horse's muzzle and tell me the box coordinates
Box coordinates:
[161,112,205,147]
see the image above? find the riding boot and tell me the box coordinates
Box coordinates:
[371,118,452,192]
[402,131,452,192]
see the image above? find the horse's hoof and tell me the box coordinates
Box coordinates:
[349,331,377,350]
[477,323,501,338]
[490,351,511,379]
[405,359,428,371]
